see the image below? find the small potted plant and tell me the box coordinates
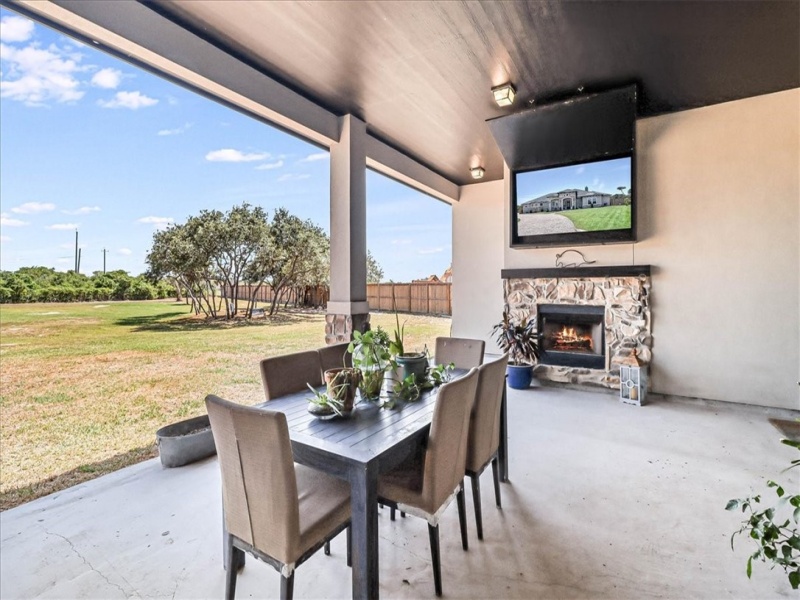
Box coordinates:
[348,327,391,401]
[390,312,428,384]
[308,366,361,418]
[491,310,540,389]
[388,287,427,384]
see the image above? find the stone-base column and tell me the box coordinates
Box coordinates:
[325,313,370,344]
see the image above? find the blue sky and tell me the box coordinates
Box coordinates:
[516,157,631,203]
[0,9,451,282]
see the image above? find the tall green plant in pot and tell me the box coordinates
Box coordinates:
[491,311,540,389]
[389,288,427,384]
[348,327,391,401]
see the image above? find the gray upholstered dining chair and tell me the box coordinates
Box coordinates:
[206,394,351,600]
[434,337,485,369]
[259,350,323,401]
[465,353,509,540]
[317,342,352,375]
[377,368,480,597]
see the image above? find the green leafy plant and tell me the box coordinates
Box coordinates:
[388,284,423,358]
[307,384,345,417]
[727,438,800,589]
[491,311,540,366]
[424,361,455,388]
[389,303,408,357]
[392,374,421,403]
[348,327,391,400]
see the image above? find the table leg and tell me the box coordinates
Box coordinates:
[498,381,509,482]
[349,462,379,600]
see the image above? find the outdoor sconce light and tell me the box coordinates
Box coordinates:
[470,166,485,180]
[492,83,516,107]
[619,350,647,406]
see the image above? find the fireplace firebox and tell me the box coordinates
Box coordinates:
[537,304,605,369]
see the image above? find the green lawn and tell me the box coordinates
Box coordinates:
[0,300,451,509]
[555,205,631,231]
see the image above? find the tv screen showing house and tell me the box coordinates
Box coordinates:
[514,155,632,242]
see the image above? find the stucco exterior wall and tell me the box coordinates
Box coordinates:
[452,88,799,409]
[451,180,505,354]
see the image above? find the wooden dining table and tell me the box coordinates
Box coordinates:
[251,368,508,600]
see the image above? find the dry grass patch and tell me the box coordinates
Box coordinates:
[0,301,451,509]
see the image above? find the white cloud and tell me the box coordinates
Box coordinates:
[90,67,121,89]
[592,178,606,191]
[575,166,586,174]
[417,247,444,255]
[98,90,158,110]
[277,173,310,183]
[47,223,78,230]
[11,201,55,214]
[255,160,284,170]
[62,205,100,215]
[391,239,413,245]
[0,213,28,227]
[56,257,71,264]
[137,216,174,230]
[157,122,192,136]
[118,248,132,255]
[0,41,86,105]
[205,148,270,163]
[0,15,34,43]
[0,235,10,243]
[299,152,329,163]
[59,243,74,250]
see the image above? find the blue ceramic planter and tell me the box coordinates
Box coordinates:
[506,364,533,389]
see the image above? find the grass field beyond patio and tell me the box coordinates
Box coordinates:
[556,204,631,231]
[0,300,451,509]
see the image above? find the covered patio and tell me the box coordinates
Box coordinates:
[3,385,796,598]
[0,0,798,598]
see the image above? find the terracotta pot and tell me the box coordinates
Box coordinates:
[324,367,361,414]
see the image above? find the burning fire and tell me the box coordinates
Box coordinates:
[551,325,593,352]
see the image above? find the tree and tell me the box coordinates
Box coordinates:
[367,250,383,284]
[247,208,329,315]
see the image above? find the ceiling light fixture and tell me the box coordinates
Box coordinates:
[470,166,485,180]
[492,83,516,107]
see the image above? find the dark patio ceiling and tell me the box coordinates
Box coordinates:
[148,0,799,185]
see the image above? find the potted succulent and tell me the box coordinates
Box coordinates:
[348,327,391,401]
[491,310,541,389]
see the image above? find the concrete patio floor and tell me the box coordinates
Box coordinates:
[1,385,797,599]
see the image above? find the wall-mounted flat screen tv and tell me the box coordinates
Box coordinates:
[511,154,635,247]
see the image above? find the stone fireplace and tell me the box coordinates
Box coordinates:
[502,265,652,389]
[538,304,605,369]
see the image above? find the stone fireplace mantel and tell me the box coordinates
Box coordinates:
[502,265,652,390]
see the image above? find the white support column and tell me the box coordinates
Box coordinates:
[326,115,370,343]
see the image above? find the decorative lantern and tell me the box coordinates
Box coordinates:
[619,350,647,406]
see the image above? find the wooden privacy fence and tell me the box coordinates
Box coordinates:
[227,284,329,308]
[227,282,451,316]
[367,282,451,315]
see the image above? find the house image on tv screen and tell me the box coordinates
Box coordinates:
[519,187,622,213]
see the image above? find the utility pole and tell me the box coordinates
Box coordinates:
[74,229,79,273]
[102,248,108,273]
[77,248,82,274]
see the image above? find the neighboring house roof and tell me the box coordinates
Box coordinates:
[413,274,441,283]
[441,266,452,283]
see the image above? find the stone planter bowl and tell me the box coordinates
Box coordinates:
[156,414,216,468]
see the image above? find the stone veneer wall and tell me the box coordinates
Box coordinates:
[504,275,652,389]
